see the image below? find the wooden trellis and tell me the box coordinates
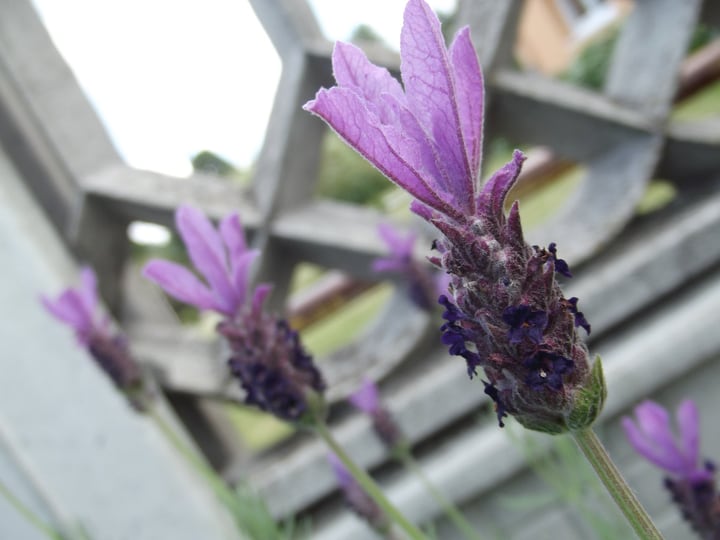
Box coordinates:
[2,0,720,538]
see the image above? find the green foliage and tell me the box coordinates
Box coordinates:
[192,150,238,177]
[688,24,720,54]
[315,133,394,206]
[561,27,619,91]
[229,482,308,540]
[503,425,634,540]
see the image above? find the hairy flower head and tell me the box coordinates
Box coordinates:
[305,0,604,434]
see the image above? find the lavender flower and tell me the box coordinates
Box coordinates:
[327,452,390,534]
[623,400,720,537]
[143,205,325,422]
[42,267,146,409]
[349,378,406,451]
[304,0,604,434]
[372,223,446,311]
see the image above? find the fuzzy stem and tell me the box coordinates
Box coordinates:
[314,421,428,540]
[396,450,482,540]
[0,477,62,539]
[572,429,664,540]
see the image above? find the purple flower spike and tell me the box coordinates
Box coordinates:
[623,400,720,536]
[349,378,405,450]
[327,453,389,533]
[143,205,325,422]
[372,223,440,311]
[42,267,145,408]
[143,205,259,317]
[305,0,603,434]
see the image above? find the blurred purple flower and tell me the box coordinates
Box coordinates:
[623,400,710,483]
[349,378,405,450]
[623,400,720,536]
[143,204,259,317]
[143,205,325,422]
[327,452,389,533]
[372,223,444,311]
[305,0,603,434]
[42,267,144,407]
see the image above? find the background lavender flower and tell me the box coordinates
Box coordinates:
[42,267,145,409]
[623,400,720,538]
[327,452,390,534]
[349,378,406,451]
[143,205,325,423]
[305,0,603,434]
[372,223,445,311]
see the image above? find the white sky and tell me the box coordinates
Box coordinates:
[31,0,457,178]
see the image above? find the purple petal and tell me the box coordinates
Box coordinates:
[175,205,238,313]
[476,150,525,217]
[449,27,484,185]
[401,0,473,213]
[622,416,686,474]
[230,250,260,307]
[304,87,455,217]
[676,399,701,468]
[377,223,415,258]
[142,259,224,313]
[332,41,406,111]
[219,213,248,269]
[42,290,94,337]
[349,378,380,414]
[372,258,406,273]
[219,213,256,297]
[78,267,99,318]
[251,283,273,316]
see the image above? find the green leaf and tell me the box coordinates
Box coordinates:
[567,356,607,431]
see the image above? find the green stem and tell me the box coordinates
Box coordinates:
[313,421,428,540]
[148,408,240,513]
[572,429,664,540]
[0,477,62,539]
[397,451,482,540]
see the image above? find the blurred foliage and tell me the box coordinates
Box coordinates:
[315,132,394,207]
[560,26,620,91]
[192,150,237,177]
[350,23,384,44]
[562,23,720,91]
[502,423,634,540]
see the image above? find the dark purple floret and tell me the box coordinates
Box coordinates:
[220,315,326,422]
[502,304,548,345]
[440,295,482,377]
[548,242,572,278]
[483,380,508,427]
[663,463,720,538]
[566,297,591,334]
[523,351,574,391]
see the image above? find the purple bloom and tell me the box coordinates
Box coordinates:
[327,453,389,533]
[349,378,405,450]
[622,400,710,483]
[305,0,603,434]
[502,304,548,345]
[143,204,259,317]
[42,267,145,408]
[143,206,325,422]
[372,223,445,311]
[623,400,720,536]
